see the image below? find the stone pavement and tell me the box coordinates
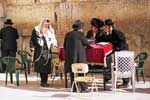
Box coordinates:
[0,73,150,100]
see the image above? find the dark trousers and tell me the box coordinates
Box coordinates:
[122,78,129,85]
[40,73,48,83]
[105,54,112,81]
[1,50,16,72]
[70,72,88,92]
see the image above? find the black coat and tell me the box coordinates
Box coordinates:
[0,26,19,51]
[97,29,128,51]
[86,29,103,43]
[64,30,91,73]
[30,29,51,73]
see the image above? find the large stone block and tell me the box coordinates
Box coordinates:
[39,0,62,3]
[7,0,34,5]
[0,3,4,27]
[66,0,87,1]
[0,3,3,17]
[7,4,55,35]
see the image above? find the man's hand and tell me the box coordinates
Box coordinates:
[36,32,43,38]
[90,44,94,48]
[30,48,34,52]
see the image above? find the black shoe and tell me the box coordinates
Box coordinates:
[73,89,77,92]
[40,82,49,87]
[81,89,90,93]
[117,84,128,88]
[105,78,111,83]
[72,86,77,92]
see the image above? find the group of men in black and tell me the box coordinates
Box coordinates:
[0,18,129,92]
[64,18,129,92]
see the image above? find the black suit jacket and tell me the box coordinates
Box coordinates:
[86,29,103,43]
[97,29,128,51]
[64,30,91,73]
[0,26,19,51]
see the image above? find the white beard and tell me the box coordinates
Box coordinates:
[42,28,48,35]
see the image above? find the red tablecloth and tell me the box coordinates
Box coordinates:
[59,43,113,64]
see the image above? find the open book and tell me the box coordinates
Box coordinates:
[87,39,95,42]
[97,42,109,45]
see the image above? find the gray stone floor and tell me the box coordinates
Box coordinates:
[0,73,150,100]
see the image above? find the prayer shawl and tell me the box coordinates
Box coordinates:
[35,25,57,49]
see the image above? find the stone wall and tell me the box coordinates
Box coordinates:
[0,0,150,76]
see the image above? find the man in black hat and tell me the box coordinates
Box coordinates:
[86,18,104,43]
[98,18,128,50]
[98,18,129,87]
[86,18,104,77]
[0,19,19,72]
[64,20,92,92]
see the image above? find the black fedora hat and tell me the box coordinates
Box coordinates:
[105,18,114,25]
[4,19,13,25]
[72,20,84,30]
[91,18,104,28]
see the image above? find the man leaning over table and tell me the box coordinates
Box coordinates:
[86,17,104,43]
[98,18,129,88]
[86,18,105,78]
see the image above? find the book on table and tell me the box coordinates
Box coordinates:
[97,42,110,46]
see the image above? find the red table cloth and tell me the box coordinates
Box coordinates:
[59,43,113,64]
[59,43,113,88]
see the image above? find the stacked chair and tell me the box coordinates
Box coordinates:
[111,51,136,93]
[1,56,28,86]
[134,52,147,83]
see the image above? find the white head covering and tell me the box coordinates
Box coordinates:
[35,18,57,49]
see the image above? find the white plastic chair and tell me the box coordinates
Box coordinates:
[71,63,98,93]
[111,51,136,93]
